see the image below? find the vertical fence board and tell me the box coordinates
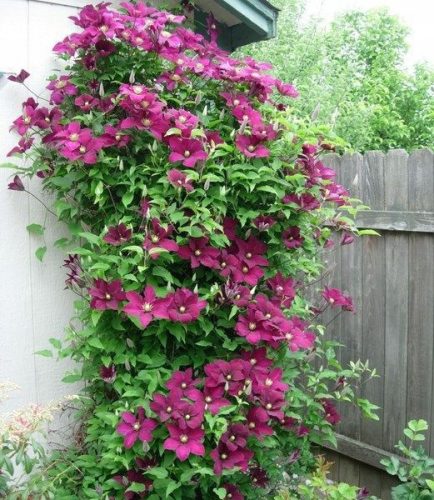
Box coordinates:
[360,152,385,449]
[407,150,434,453]
[335,154,363,486]
[383,150,409,453]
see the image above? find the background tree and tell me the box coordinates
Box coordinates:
[239,1,434,152]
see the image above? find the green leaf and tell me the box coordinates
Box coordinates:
[78,232,100,246]
[213,488,227,499]
[35,246,47,262]
[122,191,134,207]
[166,481,181,497]
[87,337,104,350]
[27,224,44,236]
[147,467,168,479]
[62,373,82,383]
[35,349,52,357]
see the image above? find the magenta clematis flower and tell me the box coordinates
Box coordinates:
[341,231,355,246]
[165,108,199,134]
[222,282,251,307]
[273,317,315,352]
[174,399,205,429]
[166,368,199,393]
[229,256,265,286]
[232,106,263,128]
[253,368,289,395]
[223,217,238,240]
[55,122,103,164]
[282,227,304,249]
[246,407,274,439]
[163,424,205,461]
[143,218,178,259]
[322,399,341,425]
[100,125,130,148]
[234,236,268,268]
[250,467,269,488]
[7,137,34,157]
[139,197,151,218]
[74,93,99,111]
[253,215,276,231]
[235,309,269,345]
[165,288,207,323]
[167,168,194,192]
[150,390,183,422]
[11,98,38,135]
[235,134,269,158]
[201,386,231,415]
[113,459,154,500]
[220,92,250,108]
[258,390,286,420]
[276,80,299,98]
[47,76,77,104]
[8,69,30,83]
[223,484,244,500]
[103,223,132,246]
[210,442,253,475]
[120,112,168,141]
[322,286,354,312]
[204,359,249,396]
[220,423,249,451]
[267,273,297,308]
[282,417,310,437]
[157,67,189,90]
[240,348,273,373]
[283,193,320,211]
[177,237,220,269]
[89,279,125,310]
[116,407,157,448]
[33,107,62,130]
[100,364,116,383]
[168,137,208,168]
[123,285,169,328]
[8,175,25,191]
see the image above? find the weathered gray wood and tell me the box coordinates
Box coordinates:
[407,149,434,453]
[337,153,364,443]
[320,433,408,471]
[352,209,434,233]
[360,151,386,449]
[383,150,409,454]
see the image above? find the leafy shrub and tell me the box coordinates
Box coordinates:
[4,1,376,498]
[381,420,434,499]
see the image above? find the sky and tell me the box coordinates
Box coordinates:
[302,0,434,66]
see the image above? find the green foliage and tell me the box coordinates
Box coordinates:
[240,2,434,152]
[381,420,434,499]
[274,455,378,499]
[4,1,378,498]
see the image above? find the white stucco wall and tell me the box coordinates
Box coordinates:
[0,0,106,414]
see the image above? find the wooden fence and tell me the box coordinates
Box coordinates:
[320,150,434,499]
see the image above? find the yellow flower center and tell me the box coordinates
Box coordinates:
[143,303,152,312]
[180,435,188,443]
[248,322,256,331]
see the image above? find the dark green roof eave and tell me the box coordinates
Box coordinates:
[195,0,279,52]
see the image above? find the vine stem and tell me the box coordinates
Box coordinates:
[25,189,57,218]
